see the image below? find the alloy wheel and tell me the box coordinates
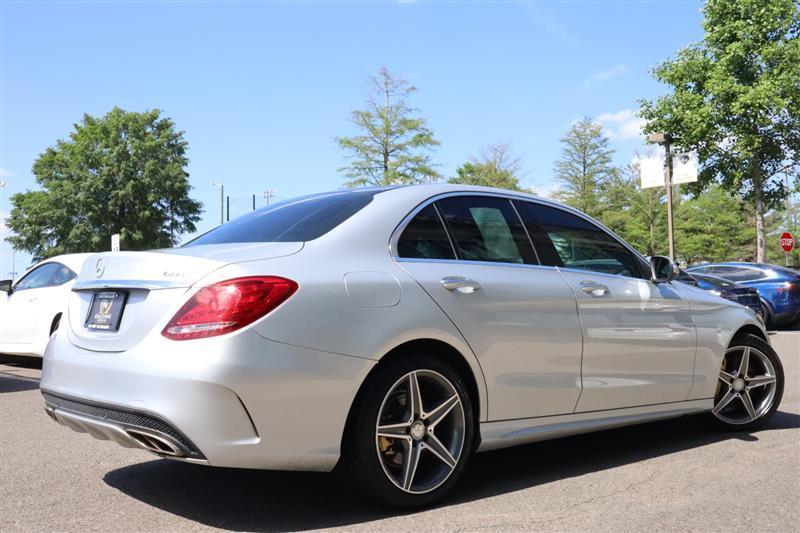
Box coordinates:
[713,345,778,425]
[375,369,466,494]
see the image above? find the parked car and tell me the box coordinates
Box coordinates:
[687,262,800,326]
[676,270,763,318]
[41,186,783,508]
[0,254,91,357]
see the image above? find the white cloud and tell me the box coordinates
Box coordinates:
[533,181,561,200]
[585,64,629,86]
[0,169,14,178]
[597,109,645,140]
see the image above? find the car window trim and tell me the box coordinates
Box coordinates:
[432,202,459,260]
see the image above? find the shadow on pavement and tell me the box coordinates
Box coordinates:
[0,354,43,369]
[0,354,43,393]
[0,376,40,393]
[104,410,800,531]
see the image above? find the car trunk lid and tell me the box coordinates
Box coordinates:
[67,243,302,352]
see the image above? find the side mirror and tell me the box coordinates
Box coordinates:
[0,279,12,294]
[650,256,678,283]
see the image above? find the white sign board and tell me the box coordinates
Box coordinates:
[111,234,120,252]
[639,155,665,189]
[672,152,698,184]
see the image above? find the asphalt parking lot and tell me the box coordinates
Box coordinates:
[1,332,798,532]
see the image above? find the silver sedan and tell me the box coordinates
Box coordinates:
[41,185,784,507]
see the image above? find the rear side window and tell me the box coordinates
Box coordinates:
[436,196,536,264]
[187,190,378,246]
[714,266,766,282]
[14,262,75,291]
[517,201,644,278]
[397,205,455,260]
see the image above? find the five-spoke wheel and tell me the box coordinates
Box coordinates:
[711,334,784,429]
[376,370,465,494]
[340,356,473,508]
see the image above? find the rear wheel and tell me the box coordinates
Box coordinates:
[340,355,474,508]
[709,334,783,430]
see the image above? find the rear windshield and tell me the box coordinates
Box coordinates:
[186,190,380,246]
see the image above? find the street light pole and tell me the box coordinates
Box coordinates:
[648,133,675,261]
[211,181,224,225]
[264,188,277,206]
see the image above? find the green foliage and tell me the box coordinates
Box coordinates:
[674,185,753,264]
[639,0,800,261]
[7,108,202,260]
[449,144,527,192]
[337,68,440,187]
[596,163,669,257]
[553,117,617,219]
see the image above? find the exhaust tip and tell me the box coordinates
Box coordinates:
[125,429,186,457]
[44,407,57,421]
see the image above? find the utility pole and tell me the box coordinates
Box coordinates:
[264,188,277,205]
[211,181,224,225]
[648,133,675,261]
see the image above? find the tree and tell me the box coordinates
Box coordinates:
[597,160,669,257]
[674,185,753,264]
[553,117,617,218]
[337,68,440,187]
[639,0,800,262]
[7,108,202,260]
[449,144,527,191]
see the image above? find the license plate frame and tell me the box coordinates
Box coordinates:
[85,290,129,332]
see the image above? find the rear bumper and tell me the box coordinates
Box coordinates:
[41,328,375,471]
[42,391,207,461]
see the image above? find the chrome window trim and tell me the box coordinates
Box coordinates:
[389,190,652,280]
[396,256,558,273]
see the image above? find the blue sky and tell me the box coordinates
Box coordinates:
[0,0,705,276]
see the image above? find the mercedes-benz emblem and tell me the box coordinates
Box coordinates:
[95,258,106,278]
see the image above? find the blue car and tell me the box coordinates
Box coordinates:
[687,262,800,326]
[676,270,763,318]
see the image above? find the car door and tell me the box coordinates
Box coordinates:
[515,200,697,412]
[0,262,72,345]
[394,195,583,420]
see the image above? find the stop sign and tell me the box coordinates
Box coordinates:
[780,232,795,253]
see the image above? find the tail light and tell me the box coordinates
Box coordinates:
[162,276,298,341]
[777,281,800,294]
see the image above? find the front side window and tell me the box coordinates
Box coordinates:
[435,196,536,264]
[397,205,455,260]
[187,190,380,246]
[14,262,75,291]
[517,201,643,278]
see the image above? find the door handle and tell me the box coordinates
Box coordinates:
[580,281,609,297]
[441,276,481,294]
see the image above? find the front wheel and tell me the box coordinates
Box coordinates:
[340,356,474,508]
[709,334,784,430]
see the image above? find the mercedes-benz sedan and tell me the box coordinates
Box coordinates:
[41,185,784,507]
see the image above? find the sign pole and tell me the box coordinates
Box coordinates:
[665,138,675,261]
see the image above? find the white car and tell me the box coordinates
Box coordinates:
[0,254,91,357]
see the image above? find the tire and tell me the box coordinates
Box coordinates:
[707,334,784,431]
[339,354,475,508]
